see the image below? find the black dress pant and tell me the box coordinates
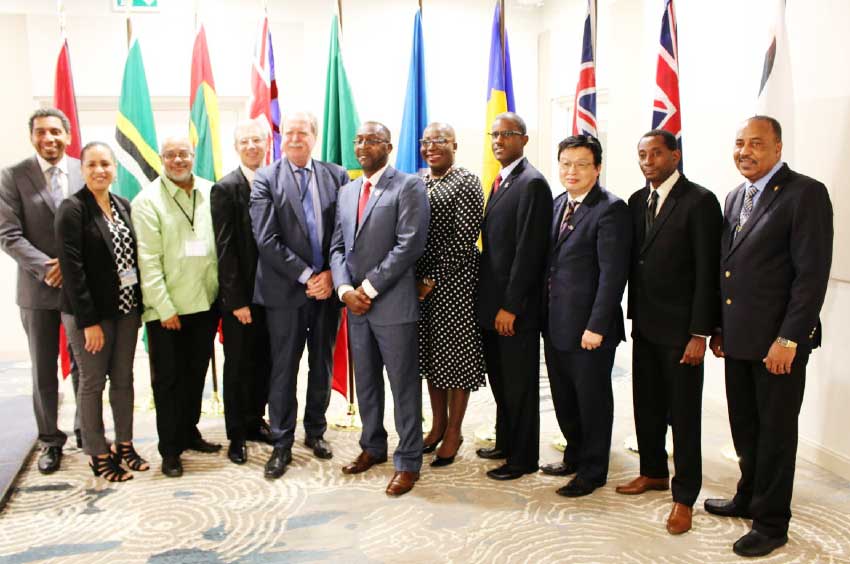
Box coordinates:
[632,333,703,506]
[147,309,219,457]
[544,339,615,486]
[725,352,808,538]
[482,329,539,471]
[221,304,271,441]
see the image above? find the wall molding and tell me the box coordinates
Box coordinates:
[799,435,850,481]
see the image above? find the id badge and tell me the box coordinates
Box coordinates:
[119,268,138,288]
[184,238,208,257]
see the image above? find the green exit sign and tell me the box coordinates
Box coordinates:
[112,0,159,10]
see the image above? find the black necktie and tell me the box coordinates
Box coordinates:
[645,190,659,235]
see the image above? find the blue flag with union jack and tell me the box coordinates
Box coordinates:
[652,0,683,171]
[572,0,597,137]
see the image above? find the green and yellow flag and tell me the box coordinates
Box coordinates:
[321,15,361,179]
[189,24,222,182]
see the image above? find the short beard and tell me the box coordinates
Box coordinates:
[166,169,193,184]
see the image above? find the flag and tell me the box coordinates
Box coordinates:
[190,24,223,182]
[321,15,361,175]
[53,36,81,379]
[652,0,683,170]
[756,0,794,159]
[482,1,516,203]
[247,17,281,163]
[321,14,362,400]
[395,9,429,175]
[114,35,160,201]
[571,0,598,137]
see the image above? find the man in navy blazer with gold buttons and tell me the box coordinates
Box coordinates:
[705,116,833,558]
[542,135,631,498]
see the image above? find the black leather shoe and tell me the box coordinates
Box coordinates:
[187,437,222,453]
[227,440,247,465]
[540,461,578,476]
[476,446,506,460]
[733,530,788,557]
[431,454,455,467]
[246,421,274,445]
[161,455,183,478]
[486,464,538,481]
[264,447,292,479]
[37,446,62,474]
[704,498,751,519]
[74,430,83,449]
[556,476,602,497]
[304,436,333,460]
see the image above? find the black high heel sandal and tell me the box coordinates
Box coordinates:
[115,443,150,471]
[431,436,464,467]
[90,453,133,482]
[422,431,445,454]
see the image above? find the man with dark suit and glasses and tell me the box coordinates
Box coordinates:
[0,108,82,474]
[476,112,552,481]
[705,116,833,558]
[250,112,349,479]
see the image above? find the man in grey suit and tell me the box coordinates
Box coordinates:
[0,108,82,473]
[330,121,430,496]
[250,112,349,479]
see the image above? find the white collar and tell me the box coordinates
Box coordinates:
[36,153,68,175]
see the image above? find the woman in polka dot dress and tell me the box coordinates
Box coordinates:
[416,122,485,467]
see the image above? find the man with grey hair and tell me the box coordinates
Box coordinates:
[132,136,220,478]
[250,112,349,479]
[211,119,274,465]
[0,107,83,474]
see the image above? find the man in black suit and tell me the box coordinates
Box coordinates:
[541,135,630,497]
[706,116,833,557]
[0,108,82,474]
[250,112,349,479]
[211,119,274,465]
[476,112,552,480]
[616,129,721,534]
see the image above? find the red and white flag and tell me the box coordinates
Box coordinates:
[247,16,281,163]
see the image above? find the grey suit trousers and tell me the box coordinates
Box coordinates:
[19,308,80,447]
[62,312,139,456]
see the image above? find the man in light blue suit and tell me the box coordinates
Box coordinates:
[330,121,430,496]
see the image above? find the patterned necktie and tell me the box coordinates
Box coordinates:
[297,168,323,270]
[645,189,659,234]
[559,200,578,235]
[47,166,63,208]
[357,180,372,225]
[739,185,759,226]
[491,174,503,195]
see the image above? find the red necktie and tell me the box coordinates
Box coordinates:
[492,174,502,195]
[357,180,372,224]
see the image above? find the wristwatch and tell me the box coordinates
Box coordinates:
[775,337,798,349]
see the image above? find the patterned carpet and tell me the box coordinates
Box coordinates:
[1,346,849,564]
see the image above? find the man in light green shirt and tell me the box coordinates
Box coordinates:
[131,136,221,478]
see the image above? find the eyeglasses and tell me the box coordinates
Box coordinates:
[558,161,595,171]
[419,137,451,148]
[488,130,524,139]
[354,137,389,147]
[162,151,194,161]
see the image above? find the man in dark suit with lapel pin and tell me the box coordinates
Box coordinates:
[250,112,349,479]
[330,121,429,496]
[615,129,721,534]
[0,108,83,474]
[211,119,275,466]
[541,134,630,496]
[705,116,833,558]
[476,112,552,480]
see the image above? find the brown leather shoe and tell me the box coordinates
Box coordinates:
[341,451,387,475]
[615,475,670,495]
[385,471,419,496]
[666,502,693,535]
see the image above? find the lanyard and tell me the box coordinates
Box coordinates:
[172,190,197,231]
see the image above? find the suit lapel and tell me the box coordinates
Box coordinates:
[484,158,525,217]
[551,195,567,242]
[24,157,57,213]
[83,190,115,256]
[727,165,789,256]
[355,167,392,239]
[280,161,309,238]
[640,178,685,254]
[555,184,600,248]
[68,158,83,195]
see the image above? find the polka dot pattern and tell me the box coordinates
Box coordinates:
[105,200,138,314]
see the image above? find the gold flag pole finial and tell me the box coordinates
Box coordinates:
[57,0,66,36]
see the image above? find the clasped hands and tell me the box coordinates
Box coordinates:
[342,286,372,315]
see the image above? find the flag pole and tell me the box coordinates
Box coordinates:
[499,0,505,73]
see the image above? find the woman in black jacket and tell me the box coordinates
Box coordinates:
[56,141,147,482]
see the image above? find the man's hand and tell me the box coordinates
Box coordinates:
[83,324,105,354]
[233,306,252,325]
[342,287,372,315]
[417,281,435,302]
[679,336,707,366]
[306,270,333,300]
[581,329,603,350]
[44,258,62,288]
[161,315,182,330]
[494,308,516,337]
[709,334,724,358]
[764,342,796,375]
